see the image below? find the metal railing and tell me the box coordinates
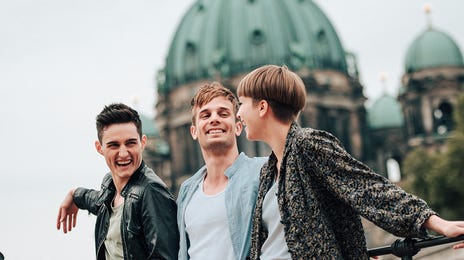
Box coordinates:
[368,235,464,259]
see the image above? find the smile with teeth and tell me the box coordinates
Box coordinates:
[207,129,225,135]
[116,160,132,166]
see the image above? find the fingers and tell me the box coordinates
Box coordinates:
[57,208,68,233]
[453,243,464,249]
[63,217,68,233]
[62,208,69,233]
[67,212,73,233]
[447,223,464,238]
[72,210,77,228]
[57,207,72,233]
[57,190,78,234]
[56,208,62,230]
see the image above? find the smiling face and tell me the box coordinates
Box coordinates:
[95,122,146,183]
[191,96,242,153]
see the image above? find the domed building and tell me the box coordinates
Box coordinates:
[359,20,464,254]
[148,1,464,256]
[153,0,464,194]
[364,17,464,179]
[398,25,464,151]
[155,0,368,192]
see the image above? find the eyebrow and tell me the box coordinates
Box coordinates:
[199,106,231,115]
[105,141,119,146]
[105,138,138,146]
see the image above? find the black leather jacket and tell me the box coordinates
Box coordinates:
[73,162,179,260]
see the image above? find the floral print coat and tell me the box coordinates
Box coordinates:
[250,123,435,259]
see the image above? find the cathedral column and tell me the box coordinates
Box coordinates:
[350,110,362,159]
[421,95,434,135]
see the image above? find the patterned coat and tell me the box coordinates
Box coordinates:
[250,123,435,259]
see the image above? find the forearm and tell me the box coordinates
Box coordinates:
[423,215,445,233]
[73,187,101,215]
[316,135,435,237]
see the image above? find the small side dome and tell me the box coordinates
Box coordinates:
[405,28,463,73]
[368,94,404,129]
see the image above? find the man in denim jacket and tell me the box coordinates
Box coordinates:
[177,83,266,260]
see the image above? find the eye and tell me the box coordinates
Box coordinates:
[237,102,243,106]
[126,140,138,146]
[199,112,210,119]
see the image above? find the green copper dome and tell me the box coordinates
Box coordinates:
[367,94,404,129]
[405,28,463,73]
[159,0,348,93]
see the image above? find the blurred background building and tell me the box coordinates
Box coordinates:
[147,0,463,193]
[143,0,464,257]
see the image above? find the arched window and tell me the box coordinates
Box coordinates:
[386,158,401,183]
[433,101,454,135]
[185,41,197,79]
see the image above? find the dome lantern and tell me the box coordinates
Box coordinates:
[404,5,463,73]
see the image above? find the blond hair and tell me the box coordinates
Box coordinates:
[190,82,238,125]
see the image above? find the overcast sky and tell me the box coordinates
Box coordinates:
[0,0,463,259]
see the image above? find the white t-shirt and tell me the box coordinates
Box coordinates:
[184,179,235,260]
[261,181,291,260]
[105,203,124,260]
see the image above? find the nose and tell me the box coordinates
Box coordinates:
[118,145,129,157]
[209,112,221,124]
[236,109,242,121]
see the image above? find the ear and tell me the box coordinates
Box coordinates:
[141,135,147,149]
[235,120,243,136]
[95,140,103,155]
[190,125,198,140]
[258,99,269,117]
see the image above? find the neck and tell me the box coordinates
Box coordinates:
[201,146,239,195]
[112,163,140,195]
[262,120,292,169]
[202,146,239,179]
[110,177,128,207]
[112,177,129,195]
[112,191,124,207]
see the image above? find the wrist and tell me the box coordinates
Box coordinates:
[68,188,77,201]
[424,214,446,234]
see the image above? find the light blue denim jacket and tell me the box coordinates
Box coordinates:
[177,152,267,260]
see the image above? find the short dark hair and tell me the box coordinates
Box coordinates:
[96,103,142,142]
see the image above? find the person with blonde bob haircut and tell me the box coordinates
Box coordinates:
[236,64,464,259]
